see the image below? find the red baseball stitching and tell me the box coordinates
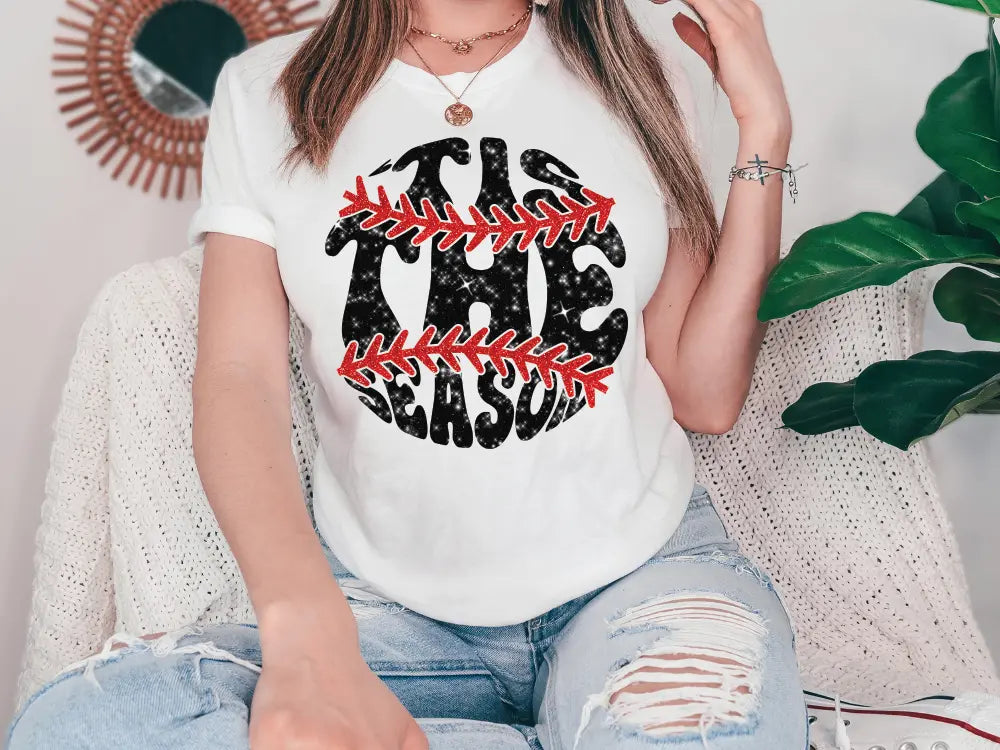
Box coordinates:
[338,325,614,408]
[338,176,616,253]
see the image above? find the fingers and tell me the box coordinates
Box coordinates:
[672,13,715,70]
[659,0,763,31]
[667,0,740,27]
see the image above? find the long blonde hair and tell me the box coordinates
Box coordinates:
[275,0,719,263]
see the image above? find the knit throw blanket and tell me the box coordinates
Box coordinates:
[13,246,1000,713]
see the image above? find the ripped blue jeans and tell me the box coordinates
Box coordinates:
[6,483,808,749]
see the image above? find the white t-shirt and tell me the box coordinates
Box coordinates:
[188,11,699,626]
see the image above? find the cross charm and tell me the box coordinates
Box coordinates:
[748,154,769,185]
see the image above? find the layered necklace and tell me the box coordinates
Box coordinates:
[404,2,533,127]
[410,2,533,55]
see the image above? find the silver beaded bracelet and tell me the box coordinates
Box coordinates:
[728,154,807,204]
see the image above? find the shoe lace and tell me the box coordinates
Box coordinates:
[834,693,852,750]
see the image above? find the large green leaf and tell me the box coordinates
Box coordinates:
[899,173,986,237]
[854,349,1000,449]
[923,0,1000,11]
[898,175,1000,265]
[956,196,1000,240]
[779,350,1000,441]
[758,212,1000,320]
[933,266,1000,342]
[916,50,1000,197]
[990,14,1000,132]
[780,381,859,434]
[949,194,1000,261]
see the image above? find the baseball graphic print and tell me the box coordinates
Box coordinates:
[326,136,628,448]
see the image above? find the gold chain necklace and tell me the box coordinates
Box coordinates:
[404,30,520,126]
[409,2,532,55]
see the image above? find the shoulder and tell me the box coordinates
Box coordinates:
[209,27,315,142]
[221,28,315,98]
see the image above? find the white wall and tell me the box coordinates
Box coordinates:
[1,0,997,728]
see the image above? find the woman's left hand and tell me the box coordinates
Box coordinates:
[653,0,791,139]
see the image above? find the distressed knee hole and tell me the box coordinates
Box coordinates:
[574,592,767,748]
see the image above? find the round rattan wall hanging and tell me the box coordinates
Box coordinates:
[52,0,320,199]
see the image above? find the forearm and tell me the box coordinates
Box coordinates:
[673,125,790,427]
[191,364,359,653]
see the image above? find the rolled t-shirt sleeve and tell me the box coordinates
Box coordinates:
[187,57,277,250]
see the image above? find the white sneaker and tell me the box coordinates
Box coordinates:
[806,690,1000,750]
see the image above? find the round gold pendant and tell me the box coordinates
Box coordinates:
[444,102,473,126]
[453,40,472,54]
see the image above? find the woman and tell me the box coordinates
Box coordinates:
[7,0,803,748]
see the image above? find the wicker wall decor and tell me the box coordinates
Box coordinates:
[52,0,320,199]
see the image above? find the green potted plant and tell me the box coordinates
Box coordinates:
[759,1,1000,450]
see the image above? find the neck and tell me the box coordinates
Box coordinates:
[411,0,529,37]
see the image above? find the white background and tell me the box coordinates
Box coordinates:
[1,0,998,726]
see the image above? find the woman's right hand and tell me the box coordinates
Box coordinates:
[249,609,428,750]
[195,232,424,748]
